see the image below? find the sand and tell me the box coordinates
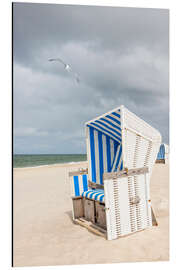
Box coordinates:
[13,162,169,267]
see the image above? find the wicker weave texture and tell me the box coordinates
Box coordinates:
[122,107,161,179]
[123,107,161,142]
[104,173,152,240]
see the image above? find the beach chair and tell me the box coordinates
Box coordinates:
[156,143,169,164]
[69,105,161,240]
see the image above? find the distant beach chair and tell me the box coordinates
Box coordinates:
[156,143,169,164]
[69,105,161,240]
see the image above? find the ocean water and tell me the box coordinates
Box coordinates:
[13,154,87,168]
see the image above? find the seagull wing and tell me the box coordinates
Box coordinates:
[74,73,80,83]
[66,67,80,83]
[49,58,80,83]
[48,58,66,68]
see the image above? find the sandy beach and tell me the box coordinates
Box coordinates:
[13,162,169,267]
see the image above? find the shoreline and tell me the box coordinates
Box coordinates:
[13,160,88,171]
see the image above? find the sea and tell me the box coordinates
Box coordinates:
[13,154,87,168]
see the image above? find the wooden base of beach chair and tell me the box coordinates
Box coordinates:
[72,197,84,219]
[155,159,165,164]
[74,217,106,238]
[84,198,95,223]
[83,198,107,230]
[95,201,106,230]
[72,196,107,237]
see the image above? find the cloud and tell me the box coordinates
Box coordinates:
[13,3,169,154]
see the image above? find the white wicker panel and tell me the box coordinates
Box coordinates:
[127,176,138,232]
[124,131,150,170]
[123,107,161,142]
[122,106,161,197]
[124,129,137,169]
[123,125,161,185]
[148,142,161,174]
[117,178,131,235]
[134,137,149,168]
[104,172,152,240]
[135,174,152,228]
[104,179,117,240]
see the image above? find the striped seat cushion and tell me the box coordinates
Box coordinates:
[82,189,104,203]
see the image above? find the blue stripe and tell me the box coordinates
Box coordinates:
[111,143,118,170]
[114,141,119,158]
[98,132,104,185]
[106,115,120,125]
[114,144,122,171]
[120,160,123,170]
[114,141,117,156]
[100,117,122,131]
[89,190,103,199]
[89,191,97,199]
[110,142,120,171]
[73,176,80,196]
[82,174,88,192]
[89,127,96,183]
[99,194,104,202]
[95,120,121,137]
[111,152,116,169]
[106,136,111,172]
[82,190,104,202]
[94,191,104,200]
[88,123,121,142]
[112,111,120,118]
[86,191,95,199]
[83,190,94,197]
[157,144,165,159]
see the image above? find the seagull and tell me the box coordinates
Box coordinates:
[48,58,80,83]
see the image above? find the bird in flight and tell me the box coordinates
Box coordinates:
[48,58,80,83]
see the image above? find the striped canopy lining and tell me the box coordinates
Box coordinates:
[87,109,123,185]
[157,144,165,160]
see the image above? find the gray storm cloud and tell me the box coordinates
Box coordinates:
[13,3,169,154]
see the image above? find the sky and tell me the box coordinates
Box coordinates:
[13,3,169,154]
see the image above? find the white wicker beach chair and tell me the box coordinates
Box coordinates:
[156,143,169,164]
[69,105,161,240]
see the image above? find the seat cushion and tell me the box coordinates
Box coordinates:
[82,189,104,203]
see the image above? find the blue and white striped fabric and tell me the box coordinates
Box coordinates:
[71,174,88,197]
[87,110,121,143]
[157,144,165,160]
[86,108,123,185]
[82,189,104,203]
[111,143,123,172]
[71,174,104,203]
